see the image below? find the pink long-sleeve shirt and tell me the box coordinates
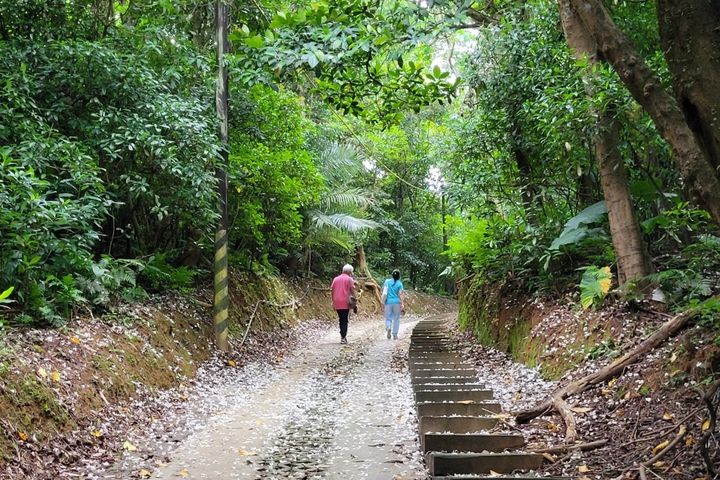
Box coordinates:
[331,273,354,310]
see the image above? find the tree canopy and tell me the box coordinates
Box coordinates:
[0,0,718,326]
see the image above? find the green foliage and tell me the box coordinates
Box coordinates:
[77,257,147,306]
[550,202,608,250]
[585,338,620,361]
[579,266,613,310]
[228,85,324,267]
[140,254,196,293]
[233,0,458,123]
[648,269,713,310]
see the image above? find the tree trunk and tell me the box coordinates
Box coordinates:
[559,0,652,285]
[658,0,720,176]
[595,114,653,284]
[567,0,720,226]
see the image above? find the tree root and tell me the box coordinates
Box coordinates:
[700,379,720,475]
[516,307,700,425]
[643,424,686,468]
[553,394,577,443]
[531,439,608,454]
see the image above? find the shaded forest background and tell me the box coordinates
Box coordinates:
[1,0,719,329]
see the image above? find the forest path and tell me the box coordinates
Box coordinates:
[139,314,427,479]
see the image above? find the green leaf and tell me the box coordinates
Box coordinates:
[0,286,14,302]
[245,35,265,48]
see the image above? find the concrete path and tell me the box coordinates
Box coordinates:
[147,315,426,480]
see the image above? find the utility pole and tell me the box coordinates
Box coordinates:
[213,0,230,351]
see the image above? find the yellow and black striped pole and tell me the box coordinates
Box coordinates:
[213,0,230,351]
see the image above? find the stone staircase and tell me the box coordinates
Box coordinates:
[409,319,568,480]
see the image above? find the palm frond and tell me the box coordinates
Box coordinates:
[309,211,381,233]
[320,142,359,170]
[305,227,354,251]
[318,188,374,210]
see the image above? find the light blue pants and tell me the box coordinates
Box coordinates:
[384,303,401,336]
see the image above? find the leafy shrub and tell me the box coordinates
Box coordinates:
[0,130,109,323]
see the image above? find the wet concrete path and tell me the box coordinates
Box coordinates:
[147,315,426,480]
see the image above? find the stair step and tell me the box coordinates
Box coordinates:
[415,390,492,402]
[419,416,498,435]
[412,369,476,377]
[417,401,501,418]
[426,452,544,475]
[412,377,478,385]
[422,433,525,453]
[413,384,487,393]
[409,356,464,362]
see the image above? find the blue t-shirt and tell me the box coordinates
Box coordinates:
[383,278,404,304]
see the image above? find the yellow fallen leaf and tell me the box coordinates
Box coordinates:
[178,468,189,477]
[52,371,60,383]
[91,430,103,438]
[686,435,697,447]
[653,440,670,454]
[123,440,137,452]
[70,336,81,344]
[653,461,665,468]
[578,464,590,473]
[546,422,560,432]
[227,359,237,367]
[139,469,152,478]
[702,419,711,431]
[238,448,257,456]
[18,431,28,441]
[37,367,48,379]
[571,407,592,414]
[601,388,612,396]
[608,377,617,387]
[542,453,556,462]
[663,411,673,421]
[179,393,188,401]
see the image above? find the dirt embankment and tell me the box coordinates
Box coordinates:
[0,274,453,478]
[457,275,720,477]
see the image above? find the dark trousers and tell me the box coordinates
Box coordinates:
[336,309,349,338]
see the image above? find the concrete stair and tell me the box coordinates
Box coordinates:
[409,319,553,478]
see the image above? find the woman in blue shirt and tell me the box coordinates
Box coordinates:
[382,269,405,340]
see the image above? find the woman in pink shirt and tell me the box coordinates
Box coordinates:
[330,264,356,344]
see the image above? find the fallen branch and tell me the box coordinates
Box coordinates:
[553,394,577,443]
[516,307,700,423]
[643,425,687,468]
[531,438,608,454]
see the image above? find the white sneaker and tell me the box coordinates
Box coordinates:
[386,328,391,339]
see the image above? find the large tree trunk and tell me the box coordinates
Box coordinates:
[567,0,720,226]
[657,0,720,176]
[559,0,652,284]
[596,114,653,283]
